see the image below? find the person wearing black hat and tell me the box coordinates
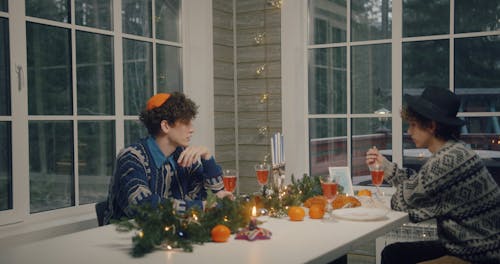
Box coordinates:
[366,87,500,263]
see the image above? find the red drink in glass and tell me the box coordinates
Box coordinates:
[256,170,269,185]
[321,182,338,200]
[223,175,237,193]
[371,170,384,186]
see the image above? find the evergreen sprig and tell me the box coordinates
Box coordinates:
[113,173,336,257]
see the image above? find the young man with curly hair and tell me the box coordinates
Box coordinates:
[103,92,232,224]
[366,87,500,263]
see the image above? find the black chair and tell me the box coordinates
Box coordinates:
[95,200,108,226]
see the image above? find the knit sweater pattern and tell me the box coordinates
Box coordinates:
[103,138,223,225]
[383,141,500,263]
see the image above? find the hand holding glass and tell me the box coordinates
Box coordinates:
[320,174,338,221]
[223,169,237,193]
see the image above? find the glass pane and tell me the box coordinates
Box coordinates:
[75,0,112,30]
[156,44,182,92]
[123,39,153,115]
[403,40,449,89]
[29,121,74,213]
[0,18,10,116]
[308,47,347,114]
[352,118,392,185]
[351,0,392,41]
[455,36,500,113]
[122,0,152,37]
[403,0,449,37]
[351,44,391,114]
[77,31,114,115]
[0,122,12,211]
[26,0,70,23]
[309,118,347,177]
[308,0,347,44]
[155,0,180,41]
[78,121,115,205]
[0,0,7,12]
[462,117,500,178]
[27,23,72,115]
[125,120,147,146]
[455,0,500,34]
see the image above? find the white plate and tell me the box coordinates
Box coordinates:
[331,207,389,221]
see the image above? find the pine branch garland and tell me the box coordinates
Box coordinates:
[114,173,334,257]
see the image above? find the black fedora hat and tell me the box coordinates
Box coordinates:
[404,87,465,126]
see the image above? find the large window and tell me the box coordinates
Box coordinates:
[1,0,182,223]
[306,0,500,184]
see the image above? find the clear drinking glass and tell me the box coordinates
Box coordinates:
[369,162,385,198]
[254,163,270,192]
[222,169,237,194]
[320,174,338,222]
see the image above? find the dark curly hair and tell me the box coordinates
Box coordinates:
[401,105,461,141]
[139,92,198,136]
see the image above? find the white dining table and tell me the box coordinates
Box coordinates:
[0,204,408,264]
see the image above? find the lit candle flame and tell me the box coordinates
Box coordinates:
[252,206,257,217]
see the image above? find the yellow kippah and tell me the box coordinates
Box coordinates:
[146,93,171,111]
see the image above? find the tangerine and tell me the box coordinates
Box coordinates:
[288,206,305,221]
[357,189,372,197]
[308,204,325,219]
[211,224,231,242]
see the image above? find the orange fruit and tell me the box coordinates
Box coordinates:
[332,195,362,209]
[288,206,305,221]
[357,189,372,197]
[308,204,325,219]
[304,195,327,208]
[211,224,231,242]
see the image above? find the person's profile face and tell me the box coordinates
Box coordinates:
[167,119,194,147]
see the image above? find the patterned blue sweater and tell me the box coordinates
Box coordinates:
[103,137,224,224]
[383,141,500,263]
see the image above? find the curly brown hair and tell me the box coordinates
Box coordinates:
[139,92,198,136]
[401,106,461,141]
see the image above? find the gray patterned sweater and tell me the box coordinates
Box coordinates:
[383,141,500,263]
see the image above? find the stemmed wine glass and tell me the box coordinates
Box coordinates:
[320,174,338,222]
[222,169,237,194]
[255,163,270,194]
[369,162,385,198]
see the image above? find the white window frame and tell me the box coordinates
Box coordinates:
[0,0,214,234]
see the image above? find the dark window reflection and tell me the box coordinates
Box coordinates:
[455,0,500,34]
[0,18,10,116]
[309,0,347,44]
[0,0,7,12]
[455,36,500,113]
[26,0,70,23]
[403,0,449,37]
[403,40,449,89]
[27,23,72,115]
[0,122,12,211]
[351,44,392,114]
[309,118,347,177]
[75,0,112,30]
[122,0,152,37]
[76,31,114,115]
[308,47,347,114]
[351,0,392,41]
[125,120,147,146]
[29,121,74,213]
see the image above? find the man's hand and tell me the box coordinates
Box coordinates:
[177,146,211,167]
[215,190,235,200]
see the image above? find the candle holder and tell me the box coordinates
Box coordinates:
[272,163,286,191]
[236,206,272,241]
